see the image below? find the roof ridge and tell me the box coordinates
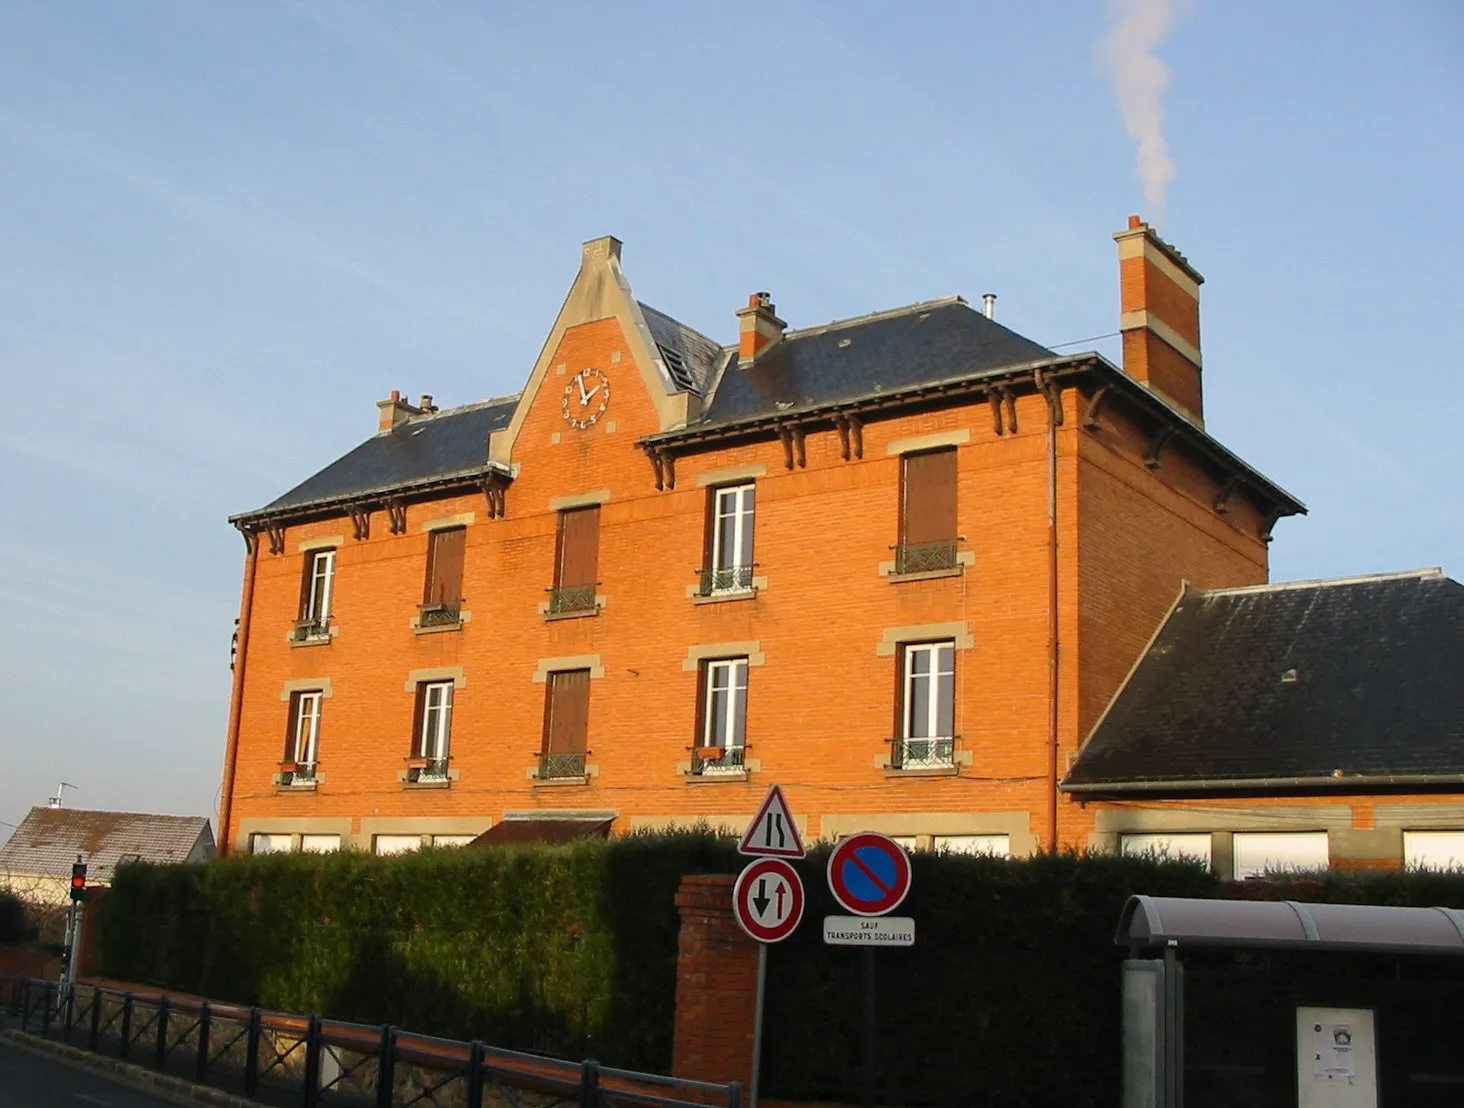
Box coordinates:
[409,392,522,422]
[1198,567,1445,598]
[783,296,968,340]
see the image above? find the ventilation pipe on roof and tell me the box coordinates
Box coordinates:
[982,293,997,320]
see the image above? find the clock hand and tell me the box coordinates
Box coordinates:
[577,376,589,404]
[583,384,602,402]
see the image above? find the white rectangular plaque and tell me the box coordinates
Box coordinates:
[822,914,915,946]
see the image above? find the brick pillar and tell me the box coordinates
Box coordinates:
[671,874,761,1087]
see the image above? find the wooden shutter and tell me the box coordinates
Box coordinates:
[545,669,591,754]
[556,508,600,588]
[411,684,427,756]
[424,528,466,605]
[284,692,301,762]
[901,449,958,545]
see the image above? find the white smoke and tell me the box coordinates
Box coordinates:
[1099,0,1183,227]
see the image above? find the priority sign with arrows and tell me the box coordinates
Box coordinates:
[737,783,805,858]
[732,857,805,943]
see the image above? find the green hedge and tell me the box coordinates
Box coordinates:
[98,838,1464,1105]
[100,830,740,1070]
[0,893,30,945]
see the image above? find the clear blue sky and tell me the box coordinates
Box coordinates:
[1,2,1459,836]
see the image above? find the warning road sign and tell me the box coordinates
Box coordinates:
[737,783,806,858]
[733,857,805,943]
[827,832,912,916]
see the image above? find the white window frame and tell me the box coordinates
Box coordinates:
[429,834,477,849]
[250,833,294,855]
[1232,832,1329,879]
[300,834,340,853]
[305,549,336,622]
[373,834,423,856]
[710,483,756,586]
[291,690,322,766]
[702,657,749,751]
[902,641,955,741]
[1120,833,1213,868]
[418,681,454,761]
[1403,831,1464,871]
[935,834,1011,857]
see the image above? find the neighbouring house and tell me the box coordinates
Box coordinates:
[1063,568,1464,874]
[0,807,214,906]
[219,216,1307,858]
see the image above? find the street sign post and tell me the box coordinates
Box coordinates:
[735,785,806,1108]
[825,833,915,1108]
[737,783,805,858]
[827,832,913,916]
[733,858,805,943]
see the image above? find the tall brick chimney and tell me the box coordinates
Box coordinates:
[376,389,420,432]
[1114,215,1205,424]
[735,292,785,366]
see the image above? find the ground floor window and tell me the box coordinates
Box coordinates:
[1232,831,1329,879]
[250,833,293,854]
[1403,830,1464,870]
[429,834,477,848]
[934,834,1010,857]
[1120,832,1213,867]
[300,834,340,853]
[373,834,423,855]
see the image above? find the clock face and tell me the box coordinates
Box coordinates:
[561,367,611,430]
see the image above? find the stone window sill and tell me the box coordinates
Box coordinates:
[543,608,599,623]
[692,589,758,606]
[531,775,592,788]
[684,770,750,784]
[883,766,961,778]
[887,566,964,584]
[411,609,470,634]
[272,777,324,791]
[289,635,334,649]
[397,767,461,789]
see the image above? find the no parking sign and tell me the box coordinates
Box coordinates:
[827,832,912,916]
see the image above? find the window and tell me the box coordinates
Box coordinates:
[1121,833,1212,867]
[702,484,756,594]
[1403,831,1464,871]
[897,449,958,573]
[373,834,422,855]
[1232,832,1329,879]
[300,834,341,853]
[421,527,466,626]
[250,833,294,855]
[429,834,477,849]
[895,641,955,768]
[294,549,336,641]
[282,690,322,784]
[411,681,454,779]
[540,669,591,779]
[935,835,1010,857]
[549,507,599,615]
[695,658,748,774]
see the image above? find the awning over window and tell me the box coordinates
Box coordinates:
[469,818,613,847]
[1116,894,1464,957]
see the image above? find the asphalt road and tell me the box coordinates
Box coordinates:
[0,1038,180,1108]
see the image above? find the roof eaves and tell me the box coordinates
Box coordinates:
[781,295,968,340]
[229,461,512,527]
[1062,772,1464,795]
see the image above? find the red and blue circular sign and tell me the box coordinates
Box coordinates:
[827,832,912,916]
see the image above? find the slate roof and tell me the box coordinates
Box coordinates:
[691,297,1055,426]
[0,807,214,883]
[1063,569,1464,793]
[233,396,517,522]
[639,301,728,397]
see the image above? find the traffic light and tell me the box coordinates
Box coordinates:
[70,856,87,903]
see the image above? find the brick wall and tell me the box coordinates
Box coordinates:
[671,874,758,1088]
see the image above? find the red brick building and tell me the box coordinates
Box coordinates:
[219,217,1303,858]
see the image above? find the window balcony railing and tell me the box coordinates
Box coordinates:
[545,584,597,615]
[278,761,317,787]
[691,744,746,776]
[537,751,588,780]
[417,601,462,628]
[697,564,756,596]
[290,616,332,643]
[889,734,959,771]
[892,539,959,575]
[405,756,451,784]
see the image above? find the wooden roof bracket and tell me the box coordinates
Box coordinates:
[263,522,286,556]
[385,499,408,535]
[1259,504,1284,544]
[348,507,372,541]
[642,446,678,490]
[1003,388,1018,434]
[235,524,258,554]
[776,424,807,469]
[480,476,508,520]
[1034,370,1064,426]
[1082,385,1111,431]
[1213,475,1240,515]
[988,390,1006,435]
[643,445,667,491]
[1144,426,1175,470]
[833,414,865,461]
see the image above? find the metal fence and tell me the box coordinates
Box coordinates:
[1,976,742,1108]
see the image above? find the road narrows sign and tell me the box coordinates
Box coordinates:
[737,783,806,858]
[733,857,805,943]
[827,832,912,916]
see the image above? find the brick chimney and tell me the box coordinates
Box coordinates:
[1114,215,1205,424]
[376,389,421,432]
[736,292,785,365]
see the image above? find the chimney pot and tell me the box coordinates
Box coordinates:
[1128,214,1143,230]
[736,291,786,365]
[377,389,422,433]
